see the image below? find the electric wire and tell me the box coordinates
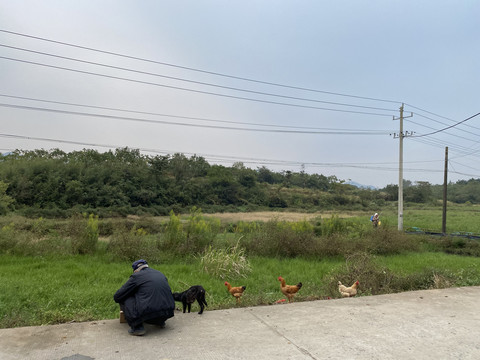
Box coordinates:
[0,132,446,174]
[410,112,480,135]
[412,112,480,138]
[0,29,402,105]
[0,56,395,117]
[405,103,480,131]
[0,103,392,135]
[1,31,477,181]
[407,120,480,143]
[410,137,480,158]
[0,44,398,113]
[0,94,389,133]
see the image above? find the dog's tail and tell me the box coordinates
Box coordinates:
[199,288,208,307]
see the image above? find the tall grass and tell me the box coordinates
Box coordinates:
[199,241,252,280]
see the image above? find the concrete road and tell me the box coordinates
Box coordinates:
[1,286,479,360]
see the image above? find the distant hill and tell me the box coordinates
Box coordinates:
[347,180,377,190]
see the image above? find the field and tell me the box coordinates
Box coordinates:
[1,206,480,329]
[203,205,480,234]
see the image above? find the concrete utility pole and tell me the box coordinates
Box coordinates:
[393,104,413,231]
[442,147,448,234]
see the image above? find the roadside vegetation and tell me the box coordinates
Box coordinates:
[1,208,480,329]
[1,148,480,329]
[2,148,480,218]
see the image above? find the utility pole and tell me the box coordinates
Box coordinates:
[392,104,413,231]
[442,147,448,234]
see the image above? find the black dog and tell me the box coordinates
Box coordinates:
[172,285,208,314]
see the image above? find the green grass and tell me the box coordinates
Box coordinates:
[2,207,480,329]
[375,252,480,287]
[2,252,480,329]
[371,204,480,233]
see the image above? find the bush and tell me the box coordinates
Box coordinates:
[241,219,318,258]
[163,208,219,257]
[0,223,18,253]
[163,210,186,254]
[365,226,420,255]
[70,213,99,255]
[432,236,480,257]
[314,215,348,236]
[107,225,161,262]
[183,207,219,254]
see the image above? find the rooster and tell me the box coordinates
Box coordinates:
[338,280,359,297]
[278,276,302,303]
[224,282,246,303]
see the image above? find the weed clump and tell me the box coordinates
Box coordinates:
[69,213,99,255]
[241,219,318,258]
[200,241,251,279]
[323,252,456,298]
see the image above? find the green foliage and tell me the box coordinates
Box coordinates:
[2,210,480,329]
[163,210,186,255]
[322,252,457,298]
[70,213,99,255]
[107,225,162,262]
[229,220,262,233]
[2,252,479,328]
[162,208,220,256]
[241,219,318,258]
[184,207,219,253]
[4,148,480,218]
[0,181,14,215]
[428,236,480,257]
[314,214,349,236]
[0,223,17,253]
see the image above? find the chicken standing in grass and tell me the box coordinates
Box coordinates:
[278,276,302,303]
[224,282,246,303]
[338,280,359,297]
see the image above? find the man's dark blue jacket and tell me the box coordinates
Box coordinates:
[114,267,175,327]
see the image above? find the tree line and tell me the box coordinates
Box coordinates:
[0,148,479,217]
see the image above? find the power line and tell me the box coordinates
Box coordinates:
[410,137,480,160]
[412,112,480,138]
[407,120,480,143]
[0,132,447,174]
[0,103,392,135]
[404,103,480,131]
[0,94,390,133]
[410,112,480,135]
[0,44,398,113]
[0,55,396,117]
[3,29,469,139]
[0,29,402,105]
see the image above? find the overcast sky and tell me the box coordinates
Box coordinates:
[1,1,479,188]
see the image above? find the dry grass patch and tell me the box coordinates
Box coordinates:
[202,211,361,223]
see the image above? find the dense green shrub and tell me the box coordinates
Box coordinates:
[0,223,17,253]
[107,225,161,262]
[241,219,318,258]
[69,214,99,255]
[432,236,480,257]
